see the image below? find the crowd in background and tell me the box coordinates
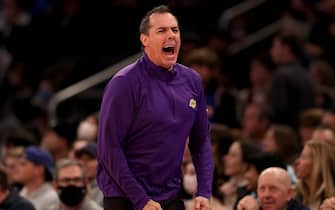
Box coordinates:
[2,0,335,210]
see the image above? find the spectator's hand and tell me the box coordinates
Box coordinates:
[195,196,211,210]
[143,200,162,210]
[237,195,259,210]
[320,197,335,210]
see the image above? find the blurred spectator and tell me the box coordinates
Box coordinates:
[234,153,285,209]
[17,146,58,210]
[237,54,275,122]
[2,146,24,191]
[237,167,308,210]
[262,124,301,165]
[210,124,234,205]
[270,33,315,128]
[308,59,335,110]
[307,0,335,63]
[68,139,88,160]
[221,141,260,209]
[311,124,335,145]
[74,143,103,206]
[183,47,238,126]
[182,160,227,210]
[240,103,271,147]
[322,110,335,129]
[0,167,35,210]
[47,158,102,210]
[295,140,335,210]
[298,108,324,145]
[262,124,301,185]
[41,121,78,162]
[281,0,317,39]
[76,115,98,142]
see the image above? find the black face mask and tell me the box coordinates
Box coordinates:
[58,185,86,207]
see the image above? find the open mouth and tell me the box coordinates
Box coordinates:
[162,46,175,55]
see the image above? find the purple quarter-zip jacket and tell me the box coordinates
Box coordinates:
[97,53,214,210]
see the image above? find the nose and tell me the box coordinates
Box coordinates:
[262,189,272,199]
[167,29,175,39]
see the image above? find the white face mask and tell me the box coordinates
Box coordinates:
[183,174,197,195]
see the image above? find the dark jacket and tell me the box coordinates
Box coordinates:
[286,198,309,210]
[0,190,35,210]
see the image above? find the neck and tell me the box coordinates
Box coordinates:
[24,177,45,195]
[60,200,84,210]
[144,51,173,70]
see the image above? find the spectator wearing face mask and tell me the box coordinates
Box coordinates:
[46,158,102,210]
[74,143,103,206]
[182,161,225,210]
[182,161,198,210]
[183,161,197,197]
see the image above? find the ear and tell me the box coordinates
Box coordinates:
[287,186,294,201]
[52,180,58,192]
[140,34,149,47]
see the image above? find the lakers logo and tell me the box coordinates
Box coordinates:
[189,98,196,109]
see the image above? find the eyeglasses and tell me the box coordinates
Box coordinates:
[57,177,85,185]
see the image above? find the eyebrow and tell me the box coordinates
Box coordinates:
[156,26,179,30]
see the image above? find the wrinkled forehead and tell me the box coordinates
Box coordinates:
[148,12,179,29]
[258,171,290,189]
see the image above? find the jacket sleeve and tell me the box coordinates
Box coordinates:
[97,75,150,210]
[188,75,214,199]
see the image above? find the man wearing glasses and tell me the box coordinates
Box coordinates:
[47,158,102,210]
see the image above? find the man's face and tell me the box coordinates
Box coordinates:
[56,165,85,188]
[76,154,97,180]
[257,173,291,210]
[140,12,181,69]
[242,104,261,137]
[41,131,64,153]
[16,158,42,184]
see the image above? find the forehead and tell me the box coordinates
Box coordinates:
[258,173,285,188]
[230,141,241,151]
[58,165,82,178]
[18,157,35,166]
[148,12,178,29]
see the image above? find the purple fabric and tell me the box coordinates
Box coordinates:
[97,53,214,210]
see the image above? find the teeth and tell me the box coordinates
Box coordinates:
[163,47,174,52]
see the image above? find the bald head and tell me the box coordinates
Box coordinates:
[259,167,291,188]
[257,167,292,210]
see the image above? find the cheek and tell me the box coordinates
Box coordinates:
[266,140,277,152]
[297,161,312,178]
[226,158,243,175]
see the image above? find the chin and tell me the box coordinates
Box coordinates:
[163,61,176,69]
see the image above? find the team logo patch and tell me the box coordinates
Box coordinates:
[189,98,196,109]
